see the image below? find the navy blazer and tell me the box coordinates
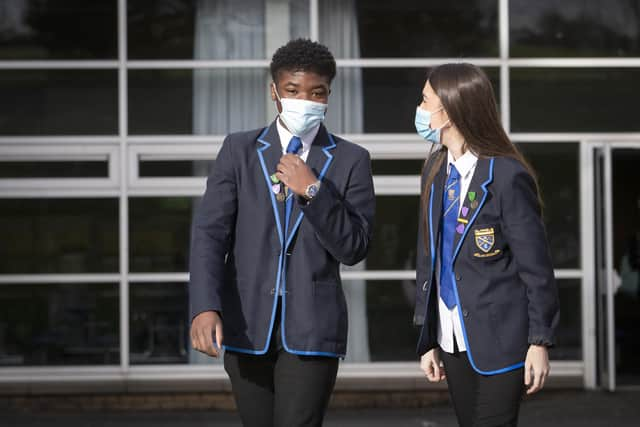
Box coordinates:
[189,120,375,358]
[414,153,560,375]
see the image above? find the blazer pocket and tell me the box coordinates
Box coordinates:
[489,300,528,357]
[312,280,348,343]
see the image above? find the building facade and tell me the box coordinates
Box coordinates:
[1,0,639,393]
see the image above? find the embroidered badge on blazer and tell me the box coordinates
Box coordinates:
[473,227,501,258]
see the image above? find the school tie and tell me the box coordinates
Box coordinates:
[440,164,460,309]
[284,136,303,236]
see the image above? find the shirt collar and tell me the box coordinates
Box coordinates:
[447,149,478,179]
[275,117,319,154]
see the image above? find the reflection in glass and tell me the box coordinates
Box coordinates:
[371,159,425,176]
[355,280,419,362]
[321,0,499,58]
[548,280,581,360]
[510,0,640,57]
[367,196,419,271]
[359,68,499,134]
[128,0,309,59]
[0,283,119,366]
[139,160,214,177]
[130,283,189,364]
[0,199,119,274]
[128,69,269,135]
[129,197,195,272]
[0,161,109,178]
[0,70,118,135]
[0,0,117,59]
[611,149,640,381]
[516,143,580,269]
[511,68,640,132]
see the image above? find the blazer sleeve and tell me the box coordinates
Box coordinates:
[188,136,238,322]
[501,164,560,346]
[299,148,375,266]
[414,166,431,326]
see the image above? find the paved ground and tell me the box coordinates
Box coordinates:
[2,390,639,426]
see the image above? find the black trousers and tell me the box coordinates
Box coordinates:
[223,300,339,427]
[441,345,525,427]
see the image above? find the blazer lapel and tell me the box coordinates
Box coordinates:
[284,125,336,252]
[256,121,285,246]
[451,157,495,263]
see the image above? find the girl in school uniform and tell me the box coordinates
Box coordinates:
[413,63,560,426]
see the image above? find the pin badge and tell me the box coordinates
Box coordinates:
[272,183,281,194]
[461,206,469,217]
[468,192,476,202]
[276,192,286,202]
[448,189,455,201]
[270,174,280,184]
[455,224,465,234]
[471,200,479,209]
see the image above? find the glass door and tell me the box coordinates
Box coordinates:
[589,143,640,391]
[610,147,640,387]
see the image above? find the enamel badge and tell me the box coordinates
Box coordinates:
[474,227,495,253]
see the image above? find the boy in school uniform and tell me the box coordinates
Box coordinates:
[189,39,375,427]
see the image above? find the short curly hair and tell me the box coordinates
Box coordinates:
[270,38,336,83]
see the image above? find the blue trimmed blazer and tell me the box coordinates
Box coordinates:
[189,120,375,358]
[414,154,560,375]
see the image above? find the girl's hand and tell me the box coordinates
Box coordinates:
[420,348,446,382]
[524,344,550,394]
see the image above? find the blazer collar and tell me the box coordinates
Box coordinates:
[256,120,336,251]
[451,157,494,262]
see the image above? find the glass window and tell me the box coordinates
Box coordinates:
[128,68,270,135]
[371,159,424,176]
[0,0,117,60]
[130,282,189,365]
[336,67,499,134]
[510,0,640,57]
[344,280,418,362]
[320,0,499,58]
[0,70,118,135]
[367,196,419,271]
[516,143,580,269]
[0,283,119,366]
[138,160,214,177]
[0,161,109,178]
[549,279,581,360]
[510,68,640,132]
[128,0,309,59]
[0,199,119,274]
[129,197,194,273]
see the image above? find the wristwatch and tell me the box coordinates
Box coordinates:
[303,180,321,201]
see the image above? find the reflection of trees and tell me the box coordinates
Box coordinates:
[356,0,498,57]
[0,0,117,58]
[513,1,640,56]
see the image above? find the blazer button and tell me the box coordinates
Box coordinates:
[462,309,469,318]
[455,273,462,281]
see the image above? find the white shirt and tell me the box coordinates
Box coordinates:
[437,149,478,353]
[275,117,318,162]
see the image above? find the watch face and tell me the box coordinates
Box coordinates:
[307,184,318,198]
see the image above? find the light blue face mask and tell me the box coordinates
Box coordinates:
[414,106,448,144]
[273,84,327,137]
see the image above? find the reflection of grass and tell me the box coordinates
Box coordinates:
[511,68,640,132]
[510,46,628,57]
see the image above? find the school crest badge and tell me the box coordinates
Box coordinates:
[474,227,495,253]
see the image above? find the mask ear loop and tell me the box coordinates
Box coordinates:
[272,82,283,102]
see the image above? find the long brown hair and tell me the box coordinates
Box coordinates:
[421,63,540,248]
